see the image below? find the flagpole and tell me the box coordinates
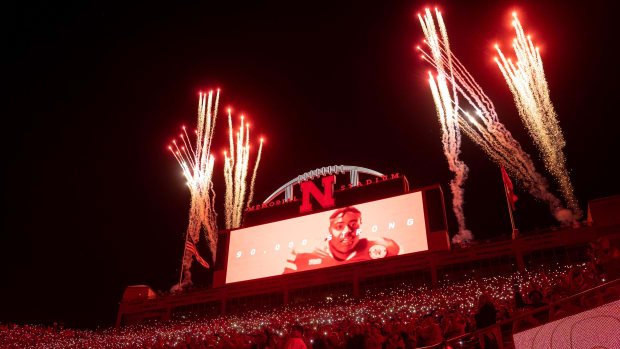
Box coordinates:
[501,167,518,239]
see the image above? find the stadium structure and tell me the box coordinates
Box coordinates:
[116,166,620,328]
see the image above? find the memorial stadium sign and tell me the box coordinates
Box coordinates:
[246,165,401,213]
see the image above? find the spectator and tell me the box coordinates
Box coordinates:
[417,314,442,347]
[283,325,307,349]
[1,261,615,349]
[475,294,501,349]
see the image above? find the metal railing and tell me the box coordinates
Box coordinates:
[429,278,620,348]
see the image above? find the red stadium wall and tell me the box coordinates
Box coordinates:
[117,221,620,327]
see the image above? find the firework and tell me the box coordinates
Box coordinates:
[419,8,471,243]
[169,90,220,286]
[419,9,572,225]
[247,137,264,210]
[494,13,581,220]
[223,111,263,229]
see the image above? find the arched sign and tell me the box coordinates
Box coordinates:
[263,165,384,204]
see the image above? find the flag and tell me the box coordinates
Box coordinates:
[501,164,518,211]
[185,240,210,269]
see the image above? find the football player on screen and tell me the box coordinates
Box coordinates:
[283,206,400,273]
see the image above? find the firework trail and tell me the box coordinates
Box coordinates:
[224,112,263,229]
[494,13,581,220]
[420,8,471,243]
[418,9,572,226]
[247,137,264,209]
[169,90,220,286]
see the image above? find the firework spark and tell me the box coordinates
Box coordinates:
[247,137,263,210]
[224,111,263,229]
[419,8,471,243]
[419,9,572,226]
[169,90,220,286]
[494,13,581,220]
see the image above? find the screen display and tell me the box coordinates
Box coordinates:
[226,191,428,284]
[513,300,620,349]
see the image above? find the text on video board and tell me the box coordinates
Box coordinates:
[226,191,428,284]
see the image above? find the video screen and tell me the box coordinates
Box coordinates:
[226,191,428,284]
[513,300,620,349]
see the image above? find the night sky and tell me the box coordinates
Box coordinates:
[6,1,619,328]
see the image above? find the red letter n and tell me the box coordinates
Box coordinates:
[299,175,336,213]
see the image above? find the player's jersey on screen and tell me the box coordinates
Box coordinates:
[283,238,399,273]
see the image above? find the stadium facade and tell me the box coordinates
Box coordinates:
[116,168,620,327]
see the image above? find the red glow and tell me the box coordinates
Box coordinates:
[226,191,428,284]
[300,175,335,214]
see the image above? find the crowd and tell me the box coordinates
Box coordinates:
[2,239,618,349]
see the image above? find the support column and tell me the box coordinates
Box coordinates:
[221,298,227,315]
[513,239,526,272]
[163,306,171,321]
[429,255,438,287]
[349,170,359,187]
[285,185,293,202]
[115,307,123,328]
[515,249,526,272]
